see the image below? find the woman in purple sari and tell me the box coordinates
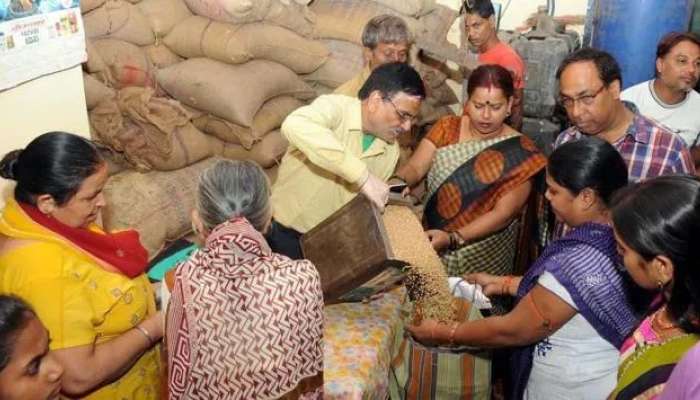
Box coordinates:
[408,138,640,399]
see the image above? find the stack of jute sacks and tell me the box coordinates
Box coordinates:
[80,0,461,257]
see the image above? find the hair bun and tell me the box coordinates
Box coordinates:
[0,149,23,180]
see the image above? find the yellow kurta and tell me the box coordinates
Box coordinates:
[0,198,160,400]
[271,94,400,233]
[334,66,371,97]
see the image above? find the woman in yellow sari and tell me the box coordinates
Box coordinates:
[394,65,546,276]
[0,132,161,399]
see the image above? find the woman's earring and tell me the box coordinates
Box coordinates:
[657,280,665,291]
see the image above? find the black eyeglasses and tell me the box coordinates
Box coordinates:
[384,97,419,125]
[559,85,607,109]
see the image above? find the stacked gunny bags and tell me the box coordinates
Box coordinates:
[80,0,461,257]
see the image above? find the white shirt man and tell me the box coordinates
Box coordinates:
[621,32,700,156]
[622,79,700,147]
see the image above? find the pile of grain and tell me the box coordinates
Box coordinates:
[382,205,455,322]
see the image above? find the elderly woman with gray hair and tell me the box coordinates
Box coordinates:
[165,160,324,400]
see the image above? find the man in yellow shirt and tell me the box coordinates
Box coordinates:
[268,62,426,259]
[335,14,413,97]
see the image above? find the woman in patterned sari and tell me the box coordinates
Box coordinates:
[407,138,639,399]
[609,175,700,400]
[393,64,546,276]
[166,160,324,400]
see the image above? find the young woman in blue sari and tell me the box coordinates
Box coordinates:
[408,138,640,399]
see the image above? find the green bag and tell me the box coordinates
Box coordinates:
[389,300,492,400]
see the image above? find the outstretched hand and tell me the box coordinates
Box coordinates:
[360,173,389,212]
[426,229,449,251]
[406,319,446,346]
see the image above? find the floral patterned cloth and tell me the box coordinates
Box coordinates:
[324,288,407,399]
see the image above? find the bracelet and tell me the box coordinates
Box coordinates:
[502,275,514,296]
[448,231,465,251]
[134,325,154,345]
[448,322,460,346]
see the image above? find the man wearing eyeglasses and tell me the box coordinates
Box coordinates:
[554,48,694,183]
[621,32,700,170]
[267,62,426,259]
[335,14,412,98]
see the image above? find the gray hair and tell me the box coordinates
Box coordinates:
[361,14,413,49]
[196,160,271,232]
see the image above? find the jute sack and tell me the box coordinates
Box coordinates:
[192,114,253,148]
[429,81,459,106]
[85,39,113,84]
[418,4,458,43]
[83,0,155,46]
[419,102,455,125]
[372,0,436,17]
[94,142,131,176]
[143,44,183,68]
[164,18,328,73]
[264,164,279,185]
[137,0,191,38]
[182,0,315,37]
[252,96,305,138]
[221,130,288,168]
[301,39,364,88]
[157,58,316,127]
[413,55,448,89]
[84,73,116,109]
[101,158,219,257]
[207,136,225,156]
[309,0,423,44]
[307,81,335,97]
[161,15,210,59]
[192,96,302,149]
[90,87,212,171]
[229,23,328,73]
[81,0,107,14]
[92,38,155,89]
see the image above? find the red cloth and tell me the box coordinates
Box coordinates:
[19,203,148,278]
[479,42,526,90]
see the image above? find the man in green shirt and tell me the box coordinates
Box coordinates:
[269,62,426,259]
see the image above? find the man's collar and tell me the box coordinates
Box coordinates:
[566,101,647,144]
[648,79,690,109]
[620,100,650,144]
[348,98,364,133]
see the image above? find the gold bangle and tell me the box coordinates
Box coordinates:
[134,325,154,345]
[453,231,465,246]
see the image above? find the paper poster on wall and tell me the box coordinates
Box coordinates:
[0,0,86,91]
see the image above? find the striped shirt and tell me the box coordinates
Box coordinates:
[550,102,695,240]
[554,101,695,181]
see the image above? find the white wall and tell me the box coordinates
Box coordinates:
[0,65,90,206]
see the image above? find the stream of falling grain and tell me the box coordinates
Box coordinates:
[382,205,456,322]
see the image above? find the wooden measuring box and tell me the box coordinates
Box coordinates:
[300,195,405,304]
